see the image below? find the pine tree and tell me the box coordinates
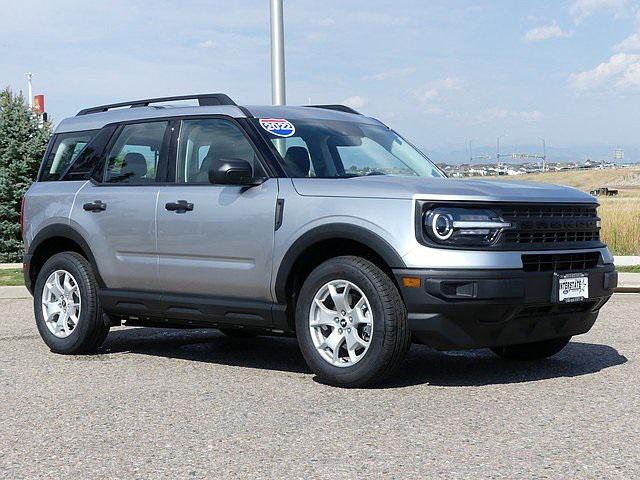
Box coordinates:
[0,88,51,262]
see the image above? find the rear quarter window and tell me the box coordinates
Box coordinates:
[39,130,97,181]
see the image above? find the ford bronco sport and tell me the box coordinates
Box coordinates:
[22,93,617,387]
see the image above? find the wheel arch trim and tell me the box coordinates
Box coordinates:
[26,224,105,291]
[273,223,406,303]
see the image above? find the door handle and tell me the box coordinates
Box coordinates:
[83,200,107,212]
[165,200,194,213]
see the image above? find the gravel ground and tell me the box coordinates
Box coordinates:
[0,294,638,479]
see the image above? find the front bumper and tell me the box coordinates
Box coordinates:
[393,264,617,350]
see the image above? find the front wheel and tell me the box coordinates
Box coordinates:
[491,337,571,361]
[296,256,411,387]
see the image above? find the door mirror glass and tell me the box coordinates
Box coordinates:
[209,158,256,185]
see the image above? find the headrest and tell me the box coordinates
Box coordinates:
[283,146,310,177]
[121,152,148,180]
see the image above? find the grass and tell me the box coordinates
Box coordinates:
[0,268,24,286]
[468,166,640,255]
[617,265,640,273]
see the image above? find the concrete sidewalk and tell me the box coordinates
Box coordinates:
[0,286,30,299]
[615,256,640,266]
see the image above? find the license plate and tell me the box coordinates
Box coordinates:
[557,273,589,303]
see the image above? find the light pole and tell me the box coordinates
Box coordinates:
[26,72,33,109]
[497,134,508,162]
[538,137,546,172]
[269,0,286,106]
[468,139,478,163]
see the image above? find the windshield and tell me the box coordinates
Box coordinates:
[252,118,444,179]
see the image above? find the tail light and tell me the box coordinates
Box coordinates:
[19,196,25,237]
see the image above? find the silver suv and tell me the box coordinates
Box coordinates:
[22,93,617,387]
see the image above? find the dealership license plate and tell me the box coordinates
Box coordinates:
[557,273,589,303]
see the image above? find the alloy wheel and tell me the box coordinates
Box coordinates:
[308,279,373,367]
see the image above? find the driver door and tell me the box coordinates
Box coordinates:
[156,117,278,302]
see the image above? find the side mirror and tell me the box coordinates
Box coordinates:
[209,158,256,185]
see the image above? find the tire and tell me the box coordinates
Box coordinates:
[491,336,571,361]
[219,328,258,338]
[33,252,110,354]
[295,256,411,387]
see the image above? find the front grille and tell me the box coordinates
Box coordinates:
[521,252,601,272]
[498,203,601,249]
[515,301,596,319]
[505,230,600,245]
[500,204,598,219]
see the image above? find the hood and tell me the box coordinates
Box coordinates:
[291,176,597,203]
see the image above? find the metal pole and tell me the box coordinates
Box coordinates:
[497,134,507,161]
[26,72,33,109]
[269,0,286,105]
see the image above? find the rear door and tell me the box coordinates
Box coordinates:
[156,117,278,302]
[71,120,171,291]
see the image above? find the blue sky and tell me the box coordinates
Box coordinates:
[2,0,640,153]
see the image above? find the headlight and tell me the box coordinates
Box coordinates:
[423,207,511,247]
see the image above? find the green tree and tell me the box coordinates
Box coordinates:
[0,88,51,262]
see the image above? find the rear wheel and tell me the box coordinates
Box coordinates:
[296,256,411,387]
[491,336,571,361]
[34,252,110,354]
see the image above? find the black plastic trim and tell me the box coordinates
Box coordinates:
[394,264,615,349]
[307,104,361,115]
[77,93,237,116]
[100,288,289,330]
[275,199,285,230]
[26,224,105,292]
[274,223,406,303]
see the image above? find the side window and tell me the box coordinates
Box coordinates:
[176,119,264,184]
[103,121,168,184]
[39,131,97,181]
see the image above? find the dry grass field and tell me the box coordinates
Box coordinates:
[469,166,640,255]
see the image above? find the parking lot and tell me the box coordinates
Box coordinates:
[1,294,638,479]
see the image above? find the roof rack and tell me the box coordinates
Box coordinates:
[76,93,237,116]
[307,104,361,115]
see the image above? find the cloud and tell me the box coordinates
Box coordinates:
[569,52,640,90]
[422,106,543,123]
[570,0,636,22]
[342,95,369,109]
[613,32,640,51]
[524,22,573,42]
[196,40,216,48]
[413,77,464,103]
[365,67,415,81]
[482,108,544,122]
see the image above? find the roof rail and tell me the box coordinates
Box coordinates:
[305,105,362,115]
[76,93,237,116]
[307,104,361,115]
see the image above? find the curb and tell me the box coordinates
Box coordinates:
[614,256,640,266]
[0,263,22,270]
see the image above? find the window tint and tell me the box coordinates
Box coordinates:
[276,137,315,177]
[40,131,97,181]
[252,118,443,179]
[104,122,167,184]
[176,119,263,184]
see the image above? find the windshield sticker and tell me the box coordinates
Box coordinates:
[259,118,295,137]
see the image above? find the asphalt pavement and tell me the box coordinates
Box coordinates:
[1,294,638,479]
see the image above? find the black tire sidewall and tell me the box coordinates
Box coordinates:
[33,252,101,354]
[296,257,402,387]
